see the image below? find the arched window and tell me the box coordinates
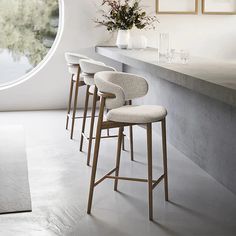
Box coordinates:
[0,0,59,86]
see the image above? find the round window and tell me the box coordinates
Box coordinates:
[0,0,59,85]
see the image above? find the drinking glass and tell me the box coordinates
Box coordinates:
[159,33,170,57]
[167,49,175,63]
[180,50,190,64]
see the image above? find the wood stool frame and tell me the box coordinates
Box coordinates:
[66,64,86,139]
[87,91,169,221]
[79,88,134,166]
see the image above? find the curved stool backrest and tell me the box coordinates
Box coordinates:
[65,53,91,76]
[80,59,116,86]
[80,59,115,74]
[95,71,148,109]
[65,52,89,65]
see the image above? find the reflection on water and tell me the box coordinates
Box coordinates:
[0,0,59,85]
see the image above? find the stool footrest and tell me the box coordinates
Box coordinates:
[106,176,156,183]
[94,169,164,189]
[73,80,85,86]
[67,114,98,119]
[94,168,117,186]
[82,132,123,141]
[152,174,165,189]
[101,121,132,129]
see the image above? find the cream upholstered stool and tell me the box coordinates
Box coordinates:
[65,52,90,139]
[79,59,135,166]
[79,59,112,165]
[87,71,168,221]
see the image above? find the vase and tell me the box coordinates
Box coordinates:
[116,30,130,49]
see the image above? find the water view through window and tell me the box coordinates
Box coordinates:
[0,0,59,85]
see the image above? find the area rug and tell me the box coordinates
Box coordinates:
[0,126,32,214]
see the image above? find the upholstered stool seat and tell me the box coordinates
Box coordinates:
[84,74,97,85]
[68,66,85,81]
[106,105,167,124]
[68,65,79,75]
[88,85,96,94]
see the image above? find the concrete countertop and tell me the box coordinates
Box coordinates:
[96,46,236,107]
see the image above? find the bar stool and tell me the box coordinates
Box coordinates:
[79,59,133,166]
[65,52,90,139]
[87,71,169,221]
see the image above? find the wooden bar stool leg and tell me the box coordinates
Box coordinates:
[122,104,126,151]
[70,72,81,140]
[129,125,134,161]
[87,97,105,214]
[122,132,125,151]
[79,85,90,152]
[66,75,74,130]
[161,118,169,201]
[114,126,124,191]
[87,87,98,166]
[147,123,153,221]
[128,101,134,161]
[106,110,110,137]
[87,125,102,214]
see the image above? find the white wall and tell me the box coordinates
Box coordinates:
[134,0,236,60]
[0,0,235,111]
[0,0,120,111]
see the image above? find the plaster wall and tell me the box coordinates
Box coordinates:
[0,0,235,111]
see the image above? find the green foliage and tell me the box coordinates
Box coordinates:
[0,0,59,66]
[95,0,158,31]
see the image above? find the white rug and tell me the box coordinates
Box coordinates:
[0,126,31,214]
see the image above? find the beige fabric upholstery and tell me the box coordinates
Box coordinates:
[106,105,167,124]
[84,75,96,86]
[68,65,80,75]
[68,66,86,81]
[95,71,148,109]
[66,52,90,79]
[80,59,113,74]
[89,85,95,94]
[80,59,115,86]
[65,52,89,65]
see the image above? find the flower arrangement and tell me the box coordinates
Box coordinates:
[95,0,158,31]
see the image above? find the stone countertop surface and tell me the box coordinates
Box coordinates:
[96,46,236,107]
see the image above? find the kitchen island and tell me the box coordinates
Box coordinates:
[96,46,236,194]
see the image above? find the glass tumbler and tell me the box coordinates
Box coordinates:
[180,50,190,64]
[159,33,170,58]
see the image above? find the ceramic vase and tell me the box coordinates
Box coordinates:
[116,30,130,49]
